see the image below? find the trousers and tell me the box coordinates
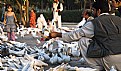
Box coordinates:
[78,37,121,71]
[52,12,62,29]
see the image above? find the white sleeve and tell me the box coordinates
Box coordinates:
[61,21,94,42]
[77,18,86,27]
[37,18,40,24]
[59,3,63,11]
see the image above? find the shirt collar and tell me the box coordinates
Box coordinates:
[99,13,110,16]
[87,16,94,21]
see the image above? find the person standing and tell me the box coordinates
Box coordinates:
[4,4,17,41]
[52,0,63,29]
[29,9,36,28]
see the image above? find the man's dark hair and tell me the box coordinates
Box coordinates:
[92,0,109,13]
[85,9,93,16]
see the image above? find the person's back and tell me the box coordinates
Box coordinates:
[87,0,121,70]
[37,14,47,31]
[91,14,121,55]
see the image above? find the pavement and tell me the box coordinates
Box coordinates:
[62,22,78,28]
[16,22,78,47]
[62,22,78,25]
[16,33,89,70]
[15,23,90,70]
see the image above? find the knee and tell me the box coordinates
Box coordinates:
[78,37,91,47]
[78,37,88,44]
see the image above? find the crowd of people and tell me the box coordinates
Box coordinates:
[1,0,63,41]
[1,0,121,70]
[29,0,63,32]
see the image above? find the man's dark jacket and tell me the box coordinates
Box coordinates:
[87,15,121,58]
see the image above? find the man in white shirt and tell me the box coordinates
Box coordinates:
[48,0,121,70]
[77,9,94,28]
[52,0,63,29]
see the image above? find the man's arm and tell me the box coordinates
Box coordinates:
[13,12,17,22]
[49,21,94,43]
[56,3,63,12]
[61,21,94,42]
[59,3,63,11]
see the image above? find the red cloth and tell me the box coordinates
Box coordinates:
[30,12,36,28]
[40,38,44,41]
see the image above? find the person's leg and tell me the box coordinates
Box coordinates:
[38,23,43,31]
[30,23,32,28]
[7,32,11,40]
[30,23,35,28]
[33,22,36,28]
[102,54,121,71]
[58,15,62,29]
[78,37,104,70]
[11,32,15,41]
[52,12,58,28]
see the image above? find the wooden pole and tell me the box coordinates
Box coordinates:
[26,0,29,27]
[16,0,26,26]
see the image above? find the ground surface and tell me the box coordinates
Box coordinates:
[15,23,90,70]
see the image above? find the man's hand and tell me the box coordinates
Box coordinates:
[48,32,62,39]
[56,9,60,12]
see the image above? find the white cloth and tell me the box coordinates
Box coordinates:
[77,16,94,28]
[52,2,63,28]
[77,18,86,27]
[37,14,47,31]
[61,21,94,42]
